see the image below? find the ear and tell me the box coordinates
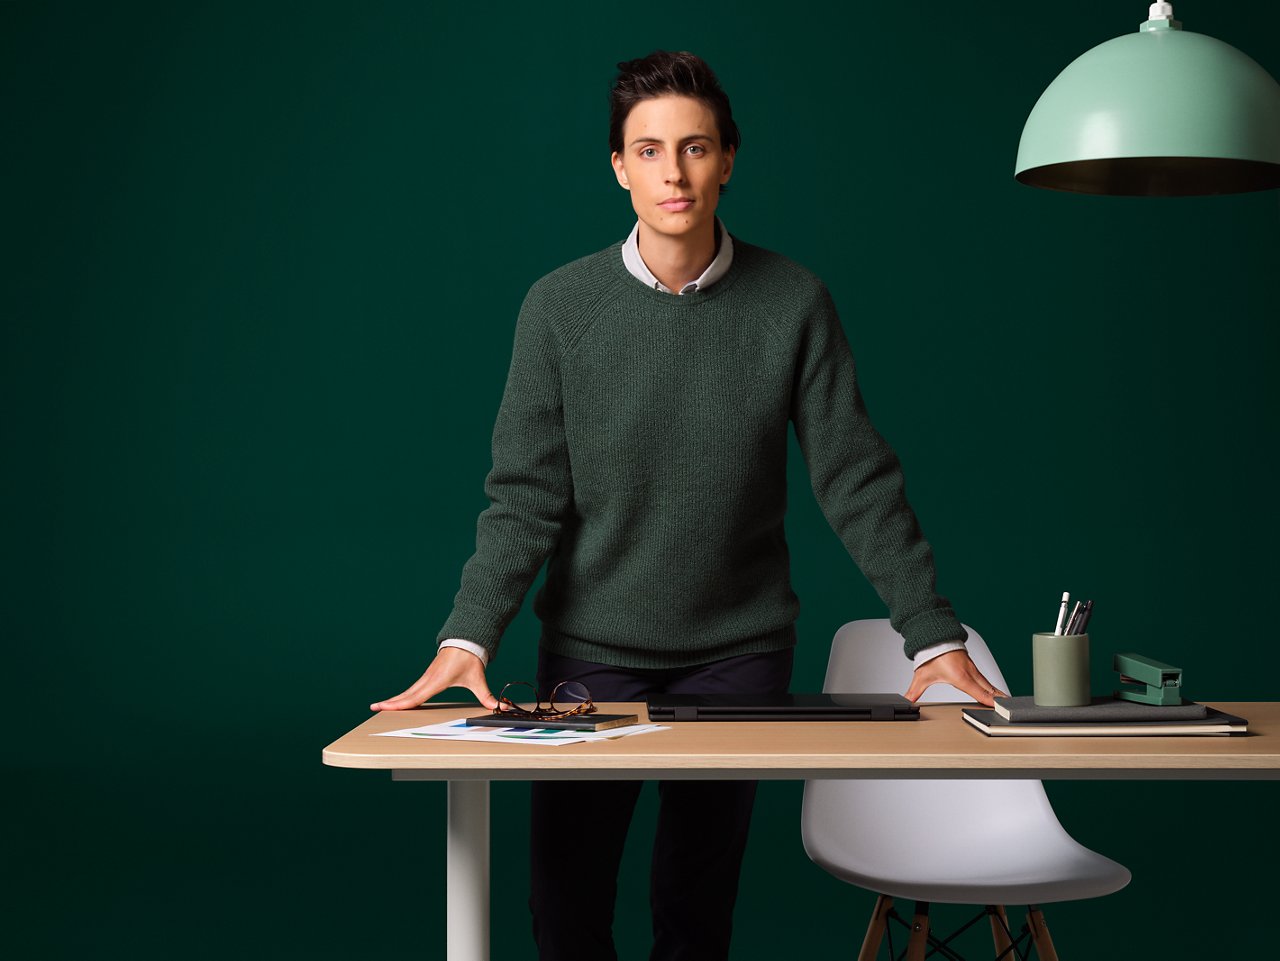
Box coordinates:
[611,151,630,190]
[720,144,736,186]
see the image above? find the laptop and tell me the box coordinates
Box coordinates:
[645,692,919,722]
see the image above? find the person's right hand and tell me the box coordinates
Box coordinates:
[369,646,499,712]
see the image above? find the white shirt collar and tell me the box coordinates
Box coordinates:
[620,217,734,295]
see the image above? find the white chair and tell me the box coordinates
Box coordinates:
[801,619,1130,960]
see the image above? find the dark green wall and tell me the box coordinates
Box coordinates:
[6,2,1277,957]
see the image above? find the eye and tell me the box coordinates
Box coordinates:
[640,146,658,158]
[686,144,706,156]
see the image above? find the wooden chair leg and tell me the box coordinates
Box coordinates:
[1026,906,1059,961]
[989,904,1014,958]
[856,894,893,961]
[904,901,930,961]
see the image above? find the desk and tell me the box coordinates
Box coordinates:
[323,701,1280,961]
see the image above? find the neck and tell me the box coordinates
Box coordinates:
[636,219,719,292]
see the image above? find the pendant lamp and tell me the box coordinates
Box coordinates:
[1016,2,1280,195]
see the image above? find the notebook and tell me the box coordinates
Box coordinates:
[465,712,638,732]
[962,705,1248,736]
[645,692,919,722]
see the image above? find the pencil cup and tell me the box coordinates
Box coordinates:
[1032,632,1091,707]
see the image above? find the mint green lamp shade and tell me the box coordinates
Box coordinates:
[1016,11,1280,195]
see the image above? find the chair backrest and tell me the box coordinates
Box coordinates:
[823,618,1009,701]
[802,619,1065,892]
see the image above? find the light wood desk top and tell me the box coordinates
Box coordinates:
[323,701,1280,780]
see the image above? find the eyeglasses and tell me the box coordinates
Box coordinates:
[495,680,596,720]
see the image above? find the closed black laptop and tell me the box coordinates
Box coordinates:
[645,693,919,722]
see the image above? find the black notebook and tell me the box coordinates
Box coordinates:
[646,693,919,722]
[466,712,639,732]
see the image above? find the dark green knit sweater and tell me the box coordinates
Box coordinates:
[437,235,965,667]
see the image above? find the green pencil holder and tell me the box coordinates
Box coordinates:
[1032,632,1091,707]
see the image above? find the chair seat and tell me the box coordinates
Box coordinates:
[803,618,1130,961]
[803,778,1132,905]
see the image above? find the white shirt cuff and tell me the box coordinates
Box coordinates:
[438,638,489,665]
[912,640,966,667]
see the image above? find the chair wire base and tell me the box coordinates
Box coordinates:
[879,901,1037,961]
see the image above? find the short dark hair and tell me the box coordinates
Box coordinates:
[609,50,741,159]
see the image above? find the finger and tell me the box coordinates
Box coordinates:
[370,677,438,712]
[371,656,493,711]
[967,668,1009,704]
[984,679,1010,700]
[970,685,996,708]
[471,683,499,711]
[904,668,933,703]
[976,675,1010,701]
[369,692,423,712]
[960,673,999,708]
[467,668,497,710]
[440,652,496,710]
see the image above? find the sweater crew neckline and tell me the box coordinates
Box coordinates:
[606,235,746,307]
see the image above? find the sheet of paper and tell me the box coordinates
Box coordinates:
[375,718,668,746]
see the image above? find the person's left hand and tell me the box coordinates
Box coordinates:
[904,649,1008,707]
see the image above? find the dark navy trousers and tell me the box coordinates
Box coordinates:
[529,646,794,961]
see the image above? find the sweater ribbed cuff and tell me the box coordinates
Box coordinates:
[436,605,503,661]
[896,608,968,660]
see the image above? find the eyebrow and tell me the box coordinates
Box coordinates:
[627,134,714,147]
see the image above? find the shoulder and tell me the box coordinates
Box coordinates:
[728,237,839,333]
[525,242,621,305]
[515,242,623,349]
[731,238,835,313]
[731,237,826,290]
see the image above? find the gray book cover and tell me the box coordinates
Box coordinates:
[993,695,1208,723]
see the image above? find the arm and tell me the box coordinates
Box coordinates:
[435,282,574,657]
[789,285,1005,706]
[789,282,963,657]
[371,284,573,711]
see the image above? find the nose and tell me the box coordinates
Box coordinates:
[664,155,687,185]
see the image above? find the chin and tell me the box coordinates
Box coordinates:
[649,214,709,235]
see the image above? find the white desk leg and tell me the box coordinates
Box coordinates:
[447,780,490,961]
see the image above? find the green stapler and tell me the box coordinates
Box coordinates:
[1114,652,1185,706]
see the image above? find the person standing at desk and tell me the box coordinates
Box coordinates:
[371,50,1007,961]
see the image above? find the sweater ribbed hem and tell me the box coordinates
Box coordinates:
[539,624,797,670]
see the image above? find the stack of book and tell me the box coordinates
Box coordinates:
[962,696,1249,736]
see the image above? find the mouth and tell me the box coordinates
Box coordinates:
[659,197,695,211]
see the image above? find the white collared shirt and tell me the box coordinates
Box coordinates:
[620,217,735,294]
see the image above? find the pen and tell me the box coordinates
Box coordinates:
[1054,592,1070,635]
[1064,600,1084,635]
[1075,599,1094,634]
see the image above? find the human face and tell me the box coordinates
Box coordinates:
[610,95,735,243]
